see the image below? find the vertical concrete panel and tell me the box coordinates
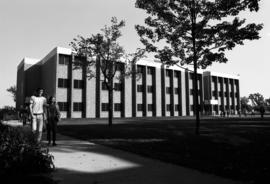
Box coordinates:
[132,65,137,117]
[125,76,132,117]
[67,55,74,118]
[232,79,236,113]
[181,70,186,116]
[185,70,190,116]
[170,70,174,116]
[86,76,96,118]
[155,67,162,117]
[142,66,147,117]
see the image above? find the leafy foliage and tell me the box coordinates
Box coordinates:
[135,0,263,68]
[240,96,252,112]
[249,93,265,107]
[0,124,55,176]
[6,85,17,103]
[70,17,145,126]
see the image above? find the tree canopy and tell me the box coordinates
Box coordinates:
[6,85,16,103]
[70,17,145,126]
[135,0,263,68]
[135,0,263,134]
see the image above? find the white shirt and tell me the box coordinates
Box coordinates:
[30,96,47,114]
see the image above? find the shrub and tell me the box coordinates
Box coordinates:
[0,123,55,177]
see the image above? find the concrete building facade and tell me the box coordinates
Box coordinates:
[16,47,241,118]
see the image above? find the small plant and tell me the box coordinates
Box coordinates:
[0,124,55,183]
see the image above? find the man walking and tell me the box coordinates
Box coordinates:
[29,88,47,142]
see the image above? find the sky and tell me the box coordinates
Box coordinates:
[0,0,269,108]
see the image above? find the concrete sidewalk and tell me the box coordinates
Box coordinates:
[48,134,242,184]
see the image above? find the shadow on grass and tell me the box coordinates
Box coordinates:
[56,118,270,184]
[48,135,242,184]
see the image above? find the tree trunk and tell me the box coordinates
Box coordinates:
[108,87,113,126]
[191,0,200,135]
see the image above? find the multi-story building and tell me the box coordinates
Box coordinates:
[16,47,241,118]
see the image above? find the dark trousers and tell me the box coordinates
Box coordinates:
[47,118,57,143]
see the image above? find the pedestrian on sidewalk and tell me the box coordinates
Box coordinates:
[46,96,61,146]
[29,88,47,142]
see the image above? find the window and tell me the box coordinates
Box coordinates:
[102,103,109,111]
[74,56,85,65]
[137,104,143,111]
[114,83,122,91]
[219,91,223,97]
[74,80,84,89]
[148,104,153,111]
[73,102,83,112]
[114,103,122,111]
[166,87,171,94]
[147,67,154,75]
[174,71,180,78]
[115,63,122,71]
[59,54,70,65]
[58,102,68,111]
[102,82,108,90]
[58,78,70,88]
[137,85,143,92]
[166,104,171,111]
[190,105,194,111]
[147,85,153,93]
[166,70,171,77]
[175,104,180,111]
[175,88,179,94]
[137,65,143,73]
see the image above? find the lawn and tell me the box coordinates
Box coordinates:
[58,117,270,184]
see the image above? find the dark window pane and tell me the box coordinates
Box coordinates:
[114,83,122,91]
[102,103,109,111]
[137,104,143,111]
[147,67,154,75]
[58,78,70,88]
[148,104,153,111]
[73,102,83,112]
[102,82,108,90]
[137,65,143,73]
[147,85,153,93]
[58,102,68,111]
[74,80,84,89]
[166,104,171,111]
[175,88,179,94]
[166,87,171,94]
[137,85,143,92]
[114,103,122,111]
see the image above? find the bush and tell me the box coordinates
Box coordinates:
[0,123,55,179]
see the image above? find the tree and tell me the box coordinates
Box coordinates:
[265,98,270,111]
[70,17,145,126]
[6,85,17,103]
[135,0,263,135]
[249,93,264,110]
[240,96,252,112]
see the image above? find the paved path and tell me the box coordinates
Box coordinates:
[1,120,242,184]
[48,134,242,184]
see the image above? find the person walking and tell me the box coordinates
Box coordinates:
[46,96,61,146]
[29,88,47,142]
[259,105,265,118]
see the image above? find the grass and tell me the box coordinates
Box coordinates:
[58,117,270,184]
